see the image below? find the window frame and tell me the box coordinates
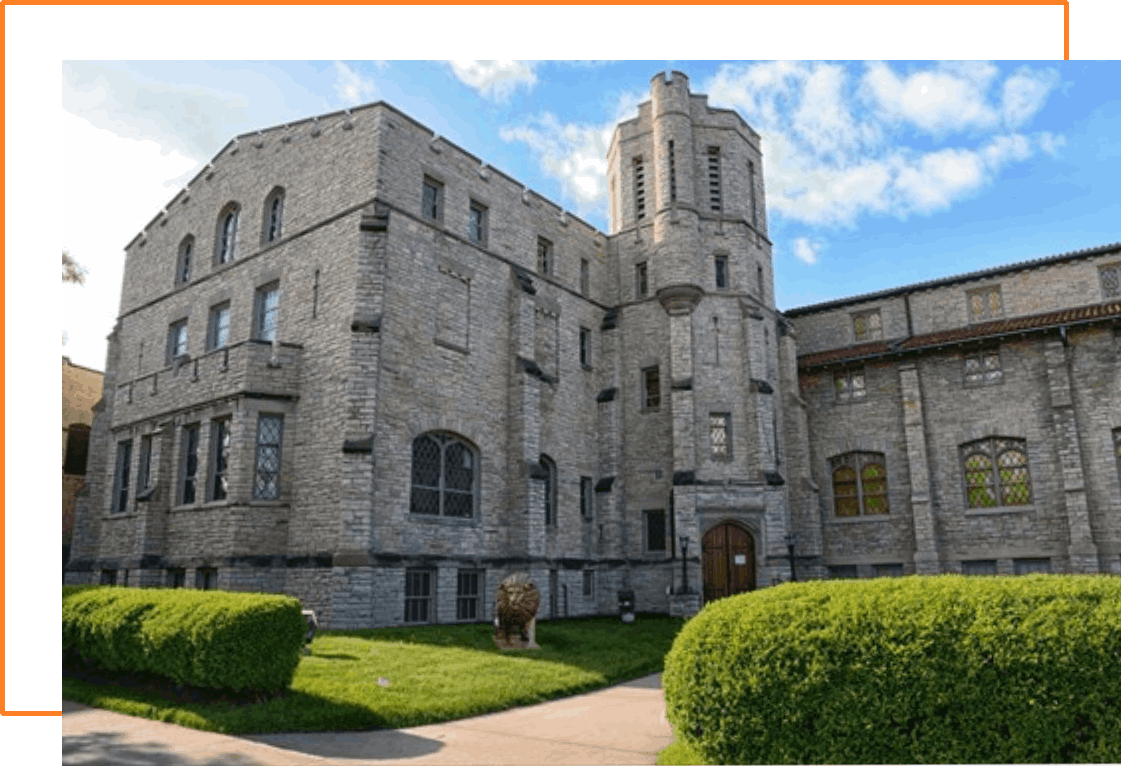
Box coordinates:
[468,200,487,245]
[633,156,646,221]
[961,559,998,576]
[707,146,722,213]
[207,301,231,351]
[196,567,218,590]
[262,187,285,244]
[1013,558,1051,575]
[748,159,759,228]
[714,255,728,290]
[829,565,858,579]
[167,568,186,588]
[830,451,889,517]
[667,140,676,202]
[579,327,593,368]
[254,414,284,500]
[176,236,194,286]
[583,569,595,599]
[409,432,478,518]
[112,439,132,514]
[963,347,1003,387]
[405,568,434,623]
[136,434,152,494]
[215,204,240,266]
[833,367,867,403]
[644,509,667,552]
[710,412,732,461]
[166,319,188,366]
[456,569,481,621]
[254,281,280,342]
[179,423,200,505]
[635,261,648,298]
[209,417,231,501]
[540,454,557,527]
[642,365,661,411]
[421,177,443,222]
[1099,263,1121,300]
[851,309,883,342]
[961,437,1032,509]
[537,236,553,276]
[967,285,1004,323]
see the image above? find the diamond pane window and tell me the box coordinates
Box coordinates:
[968,286,1003,322]
[254,415,283,500]
[830,452,889,516]
[1100,264,1121,299]
[962,437,1031,508]
[410,433,477,518]
[710,413,730,460]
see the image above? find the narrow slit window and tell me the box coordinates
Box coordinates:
[633,157,646,220]
[707,147,722,213]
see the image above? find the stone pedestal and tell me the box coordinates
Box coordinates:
[669,593,702,618]
[494,617,539,650]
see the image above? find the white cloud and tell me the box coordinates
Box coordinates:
[1001,67,1061,128]
[862,62,1000,134]
[334,61,377,106]
[791,237,825,265]
[448,60,537,102]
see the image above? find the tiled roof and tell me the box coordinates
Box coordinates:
[784,241,1121,317]
[798,299,1121,369]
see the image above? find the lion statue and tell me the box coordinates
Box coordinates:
[494,572,541,648]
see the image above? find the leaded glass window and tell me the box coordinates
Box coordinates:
[830,452,889,516]
[264,188,284,243]
[834,368,866,402]
[217,205,239,264]
[1101,264,1121,299]
[456,570,480,621]
[852,310,882,341]
[405,569,433,623]
[254,414,283,500]
[180,424,199,504]
[964,348,1002,386]
[962,437,1032,508]
[256,283,280,342]
[410,433,477,518]
[968,286,1003,322]
[210,418,231,501]
[710,413,730,460]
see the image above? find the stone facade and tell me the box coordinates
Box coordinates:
[63,356,104,569]
[66,71,1121,626]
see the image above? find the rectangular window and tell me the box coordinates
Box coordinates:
[668,140,676,202]
[1099,263,1121,299]
[834,368,867,402]
[710,413,731,460]
[137,435,152,494]
[645,509,666,552]
[196,567,217,590]
[580,258,590,296]
[707,147,722,213]
[456,570,480,621]
[579,327,592,368]
[1013,558,1051,575]
[851,310,883,341]
[642,366,660,411]
[167,568,185,588]
[964,349,1003,387]
[633,156,646,220]
[112,439,132,514]
[254,414,284,500]
[180,424,200,504]
[537,236,553,276]
[635,261,648,298]
[209,418,231,501]
[968,286,1003,322]
[207,302,230,351]
[580,476,593,519]
[422,178,442,221]
[961,559,997,576]
[405,569,434,623]
[468,201,487,245]
[829,565,858,579]
[714,255,728,290]
[166,319,188,365]
[874,563,903,578]
[748,160,759,228]
[255,282,280,342]
[100,569,117,586]
[583,570,595,598]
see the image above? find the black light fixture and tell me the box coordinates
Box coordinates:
[785,533,797,583]
[679,534,690,594]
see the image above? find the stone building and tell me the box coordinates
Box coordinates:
[65,71,1121,626]
[63,355,103,569]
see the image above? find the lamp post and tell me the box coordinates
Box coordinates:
[785,533,797,583]
[679,535,690,594]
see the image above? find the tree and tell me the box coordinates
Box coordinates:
[63,250,87,285]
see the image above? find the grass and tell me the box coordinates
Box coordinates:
[63,614,684,735]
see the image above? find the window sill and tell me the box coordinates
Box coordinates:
[827,513,893,524]
[965,505,1034,516]
[408,512,478,525]
[434,337,469,354]
[103,510,137,520]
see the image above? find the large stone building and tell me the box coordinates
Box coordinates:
[63,355,104,569]
[66,72,1121,626]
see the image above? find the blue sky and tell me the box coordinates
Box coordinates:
[58,57,1120,371]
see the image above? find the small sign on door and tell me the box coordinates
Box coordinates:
[734,554,746,565]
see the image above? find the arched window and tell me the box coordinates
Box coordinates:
[410,433,476,518]
[262,187,285,244]
[962,437,1031,508]
[830,452,888,516]
[176,235,194,285]
[215,203,240,265]
[540,454,557,526]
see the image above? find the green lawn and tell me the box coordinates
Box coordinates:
[63,615,684,735]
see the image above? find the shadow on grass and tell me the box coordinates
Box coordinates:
[63,730,262,766]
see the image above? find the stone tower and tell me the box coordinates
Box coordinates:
[606,71,801,604]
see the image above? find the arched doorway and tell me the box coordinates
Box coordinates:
[702,522,756,603]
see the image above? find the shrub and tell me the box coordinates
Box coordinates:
[663,575,1121,764]
[63,586,306,692]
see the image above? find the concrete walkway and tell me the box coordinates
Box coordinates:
[62,673,674,766]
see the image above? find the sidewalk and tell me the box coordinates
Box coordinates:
[62,673,674,766]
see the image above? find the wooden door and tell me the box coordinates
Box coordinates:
[702,523,755,603]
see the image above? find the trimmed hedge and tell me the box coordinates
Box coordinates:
[664,575,1121,764]
[63,586,307,693]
